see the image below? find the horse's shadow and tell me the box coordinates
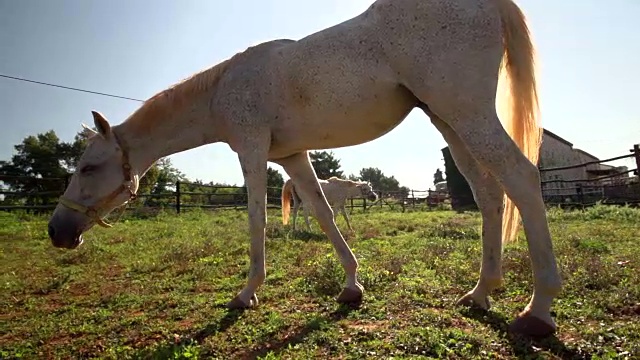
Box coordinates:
[190,307,246,343]
[139,302,359,359]
[244,303,358,359]
[133,308,246,359]
[286,229,329,242]
[459,308,589,360]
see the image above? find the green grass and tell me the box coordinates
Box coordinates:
[1,205,639,359]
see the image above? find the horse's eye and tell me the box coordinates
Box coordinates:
[80,165,97,174]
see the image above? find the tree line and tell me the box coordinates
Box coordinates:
[0,129,422,208]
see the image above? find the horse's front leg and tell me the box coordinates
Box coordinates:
[340,204,354,231]
[276,152,363,303]
[227,143,269,309]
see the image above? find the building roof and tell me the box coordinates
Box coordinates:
[445,128,604,163]
[574,148,599,161]
[543,129,573,148]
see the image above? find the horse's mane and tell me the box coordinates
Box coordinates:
[326,177,369,186]
[122,53,241,136]
[327,176,351,183]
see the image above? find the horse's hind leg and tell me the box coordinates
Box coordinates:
[401,19,561,334]
[275,152,363,303]
[292,189,301,231]
[430,116,504,310]
[423,100,561,334]
[303,205,313,231]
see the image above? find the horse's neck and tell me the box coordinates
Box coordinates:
[115,100,222,176]
[347,186,361,198]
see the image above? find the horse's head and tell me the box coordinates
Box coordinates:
[47,111,138,249]
[356,181,378,202]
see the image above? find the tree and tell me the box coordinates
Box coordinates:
[266,166,284,203]
[0,130,86,206]
[0,128,186,208]
[140,158,186,207]
[267,166,284,189]
[442,147,476,211]
[433,168,444,185]
[358,167,408,197]
[310,151,344,179]
[150,158,185,194]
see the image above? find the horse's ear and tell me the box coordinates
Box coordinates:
[91,111,112,138]
[81,123,98,138]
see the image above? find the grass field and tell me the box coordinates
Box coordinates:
[1,205,639,359]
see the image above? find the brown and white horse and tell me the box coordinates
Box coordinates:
[47,0,561,336]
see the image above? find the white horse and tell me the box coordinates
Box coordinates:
[47,0,562,336]
[281,176,378,231]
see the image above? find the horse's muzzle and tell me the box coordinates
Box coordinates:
[48,212,85,249]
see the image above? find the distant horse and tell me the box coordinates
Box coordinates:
[281,176,378,231]
[47,0,561,336]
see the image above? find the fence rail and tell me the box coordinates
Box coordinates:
[537,144,640,208]
[539,152,635,172]
[2,144,639,214]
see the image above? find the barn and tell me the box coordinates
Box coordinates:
[442,128,631,209]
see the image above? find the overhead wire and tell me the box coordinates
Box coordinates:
[0,73,144,102]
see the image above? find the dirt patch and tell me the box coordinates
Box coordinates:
[342,319,389,332]
[102,264,125,278]
[66,282,92,297]
[47,333,74,347]
[607,303,640,317]
[176,319,196,329]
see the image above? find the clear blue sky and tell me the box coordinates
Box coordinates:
[1,0,638,190]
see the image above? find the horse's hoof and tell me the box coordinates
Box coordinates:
[337,287,363,304]
[509,312,556,337]
[456,293,491,310]
[227,294,258,309]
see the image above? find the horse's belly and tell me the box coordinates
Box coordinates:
[264,19,419,159]
[268,86,416,159]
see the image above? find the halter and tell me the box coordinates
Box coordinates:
[58,131,137,228]
[358,183,373,196]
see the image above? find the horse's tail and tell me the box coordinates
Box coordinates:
[496,0,542,244]
[281,179,294,225]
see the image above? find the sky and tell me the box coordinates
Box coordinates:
[1,0,639,191]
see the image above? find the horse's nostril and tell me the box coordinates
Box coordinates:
[48,224,55,239]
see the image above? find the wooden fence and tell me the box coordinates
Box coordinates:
[2,144,638,214]
[439,143,640,211]
[0,176,447,215]
[538,144,640,208]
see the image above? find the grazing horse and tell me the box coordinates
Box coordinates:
[47,0,562,337]
[281,176,378,231]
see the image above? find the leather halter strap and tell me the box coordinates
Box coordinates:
[58,131,137,228]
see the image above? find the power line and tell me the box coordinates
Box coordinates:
[0,73,144,102]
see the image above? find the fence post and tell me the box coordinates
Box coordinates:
[363,197,367,212]
[576,183,583,206]
[175,181,181,214]
[633,144,640,178]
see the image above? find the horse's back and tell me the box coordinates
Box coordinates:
[215,0,505,159]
